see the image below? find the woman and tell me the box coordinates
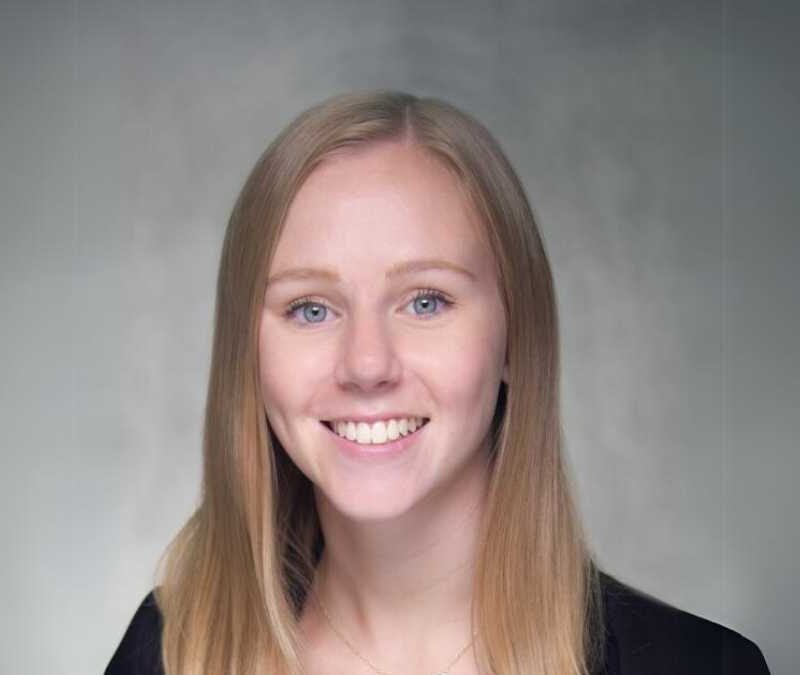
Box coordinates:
[106,90,770,675]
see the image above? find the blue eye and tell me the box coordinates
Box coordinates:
[285,299,328,325]
[410,289,451,316]
[284,289,454,327]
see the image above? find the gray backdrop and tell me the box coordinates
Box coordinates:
[0,1,796,673]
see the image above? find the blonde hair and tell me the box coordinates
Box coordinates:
[156,90,606,675]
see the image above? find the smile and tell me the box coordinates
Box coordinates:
[321,417,430,445]
[319,417,430,461]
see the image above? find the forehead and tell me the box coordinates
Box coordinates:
[270,142,492,273]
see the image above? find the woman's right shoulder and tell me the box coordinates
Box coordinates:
[105,590,165,675]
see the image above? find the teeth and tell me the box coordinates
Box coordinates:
[330,417,427,444]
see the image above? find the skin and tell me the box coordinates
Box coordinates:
[258,140,508,674]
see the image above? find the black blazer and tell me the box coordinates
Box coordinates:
[105,572,771,674]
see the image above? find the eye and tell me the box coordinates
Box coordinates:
[284,296,329,325]
[283,289,455,327]
[409,288,454,318]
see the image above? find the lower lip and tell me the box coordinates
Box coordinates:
[320,420,429,461]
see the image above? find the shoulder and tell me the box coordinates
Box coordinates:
[599,572,770,675]
[105,591,165,675]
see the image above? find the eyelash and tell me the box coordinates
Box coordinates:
[283,288,455,327]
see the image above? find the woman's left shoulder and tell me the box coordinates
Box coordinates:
[599,572,771,675]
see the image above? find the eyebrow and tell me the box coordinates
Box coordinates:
[266,258,476,288]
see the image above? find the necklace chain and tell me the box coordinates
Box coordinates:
[312,587,477,675]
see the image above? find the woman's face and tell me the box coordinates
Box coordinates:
[258,141,509,521]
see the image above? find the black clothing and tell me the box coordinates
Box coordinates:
[105,572,770,674]
[599,574,770,674]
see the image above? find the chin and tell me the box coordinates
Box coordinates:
[317,482,422,523]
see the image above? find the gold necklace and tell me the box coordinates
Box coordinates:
[312,587,477,675]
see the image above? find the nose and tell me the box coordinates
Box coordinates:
[334,308,402,392]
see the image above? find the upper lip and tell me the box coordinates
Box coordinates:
[322,412,430,424]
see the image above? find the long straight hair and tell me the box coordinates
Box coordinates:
[156,90,606,675]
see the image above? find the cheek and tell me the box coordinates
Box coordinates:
[426,326,505,417]
[258,321,300,432]
[258,357,316,476]
[258,316,311,403]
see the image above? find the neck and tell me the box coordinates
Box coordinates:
[305,452,489,672]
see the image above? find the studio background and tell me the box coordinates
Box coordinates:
[0,1,796,673]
